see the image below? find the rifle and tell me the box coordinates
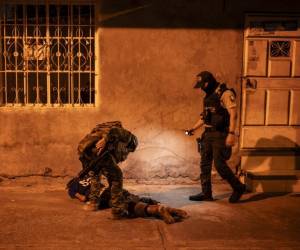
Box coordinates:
[66,150,110,189]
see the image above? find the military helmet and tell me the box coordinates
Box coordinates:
[127,134,138,152]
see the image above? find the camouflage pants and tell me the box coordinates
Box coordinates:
[98,187,159,218]
[88,154,125,216]
[200,131,243,195]
[88,173,105,201]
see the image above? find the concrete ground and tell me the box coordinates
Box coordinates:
[1,177,300,250]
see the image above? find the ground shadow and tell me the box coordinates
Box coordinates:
[242,135,299,193]
[133,183,297,207]
[238,192,289,203]
[135,186,199,207]
[133,186,238,207]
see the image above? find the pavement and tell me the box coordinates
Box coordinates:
[1,176,300,250]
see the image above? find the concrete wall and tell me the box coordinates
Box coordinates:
[0,0,299,182]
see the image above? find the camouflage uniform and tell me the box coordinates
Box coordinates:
[71,122,188,222]
[96,186,159,218]
[68,172,158,218]
[80,126,138,218]
[87,153,125,217]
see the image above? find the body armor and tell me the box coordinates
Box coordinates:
[202,83,232,132]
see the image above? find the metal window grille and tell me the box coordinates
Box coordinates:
[0,4,95,107]
[270,41,291,57]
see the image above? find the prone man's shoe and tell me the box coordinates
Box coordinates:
[229,184,246,203]
[189,193,213,201]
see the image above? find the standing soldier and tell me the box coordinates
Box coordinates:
[186,71,246,203]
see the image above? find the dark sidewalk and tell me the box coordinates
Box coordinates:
[1,177,300,249]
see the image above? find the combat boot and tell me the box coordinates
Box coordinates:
[229,184,246,203]
[189,192,213,201]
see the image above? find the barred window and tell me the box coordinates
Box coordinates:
[0,4,95,107]
[270,41,291,57]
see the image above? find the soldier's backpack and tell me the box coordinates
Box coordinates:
[218,83,237,98]
[67,121,124,189]
[77,121,123,159]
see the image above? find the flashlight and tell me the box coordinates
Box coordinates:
[185,129,194,136]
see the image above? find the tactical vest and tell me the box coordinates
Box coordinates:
[202,83,234,131]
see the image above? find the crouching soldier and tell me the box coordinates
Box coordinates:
[67,175,188,224]
[67,121,188,223]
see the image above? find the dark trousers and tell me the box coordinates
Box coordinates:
[200,131,243,195]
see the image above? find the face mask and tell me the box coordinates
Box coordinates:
[201,80,218,95]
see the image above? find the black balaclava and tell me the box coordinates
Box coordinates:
[201,78,218,95]
[194,71,219,95]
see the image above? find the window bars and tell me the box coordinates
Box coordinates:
[0,4,95,106]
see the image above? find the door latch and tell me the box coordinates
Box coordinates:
[245,78,257,90]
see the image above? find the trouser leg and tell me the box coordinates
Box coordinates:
[212,134,243,191]
[101,162,125,217]
[88,174,104,202]
[200,134,213,196]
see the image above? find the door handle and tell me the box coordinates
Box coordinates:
[245,78,257,90]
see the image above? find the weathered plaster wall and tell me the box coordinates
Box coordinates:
[0,0,299,182]
[98,27,243,183]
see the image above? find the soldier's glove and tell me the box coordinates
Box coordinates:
[185,129,194,136]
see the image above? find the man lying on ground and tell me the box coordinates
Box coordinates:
[67,172,188,224]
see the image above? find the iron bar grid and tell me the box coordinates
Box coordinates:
[0,4,95,106]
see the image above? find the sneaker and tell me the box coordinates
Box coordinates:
[229,184,246,203]
[189,193,213,201]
